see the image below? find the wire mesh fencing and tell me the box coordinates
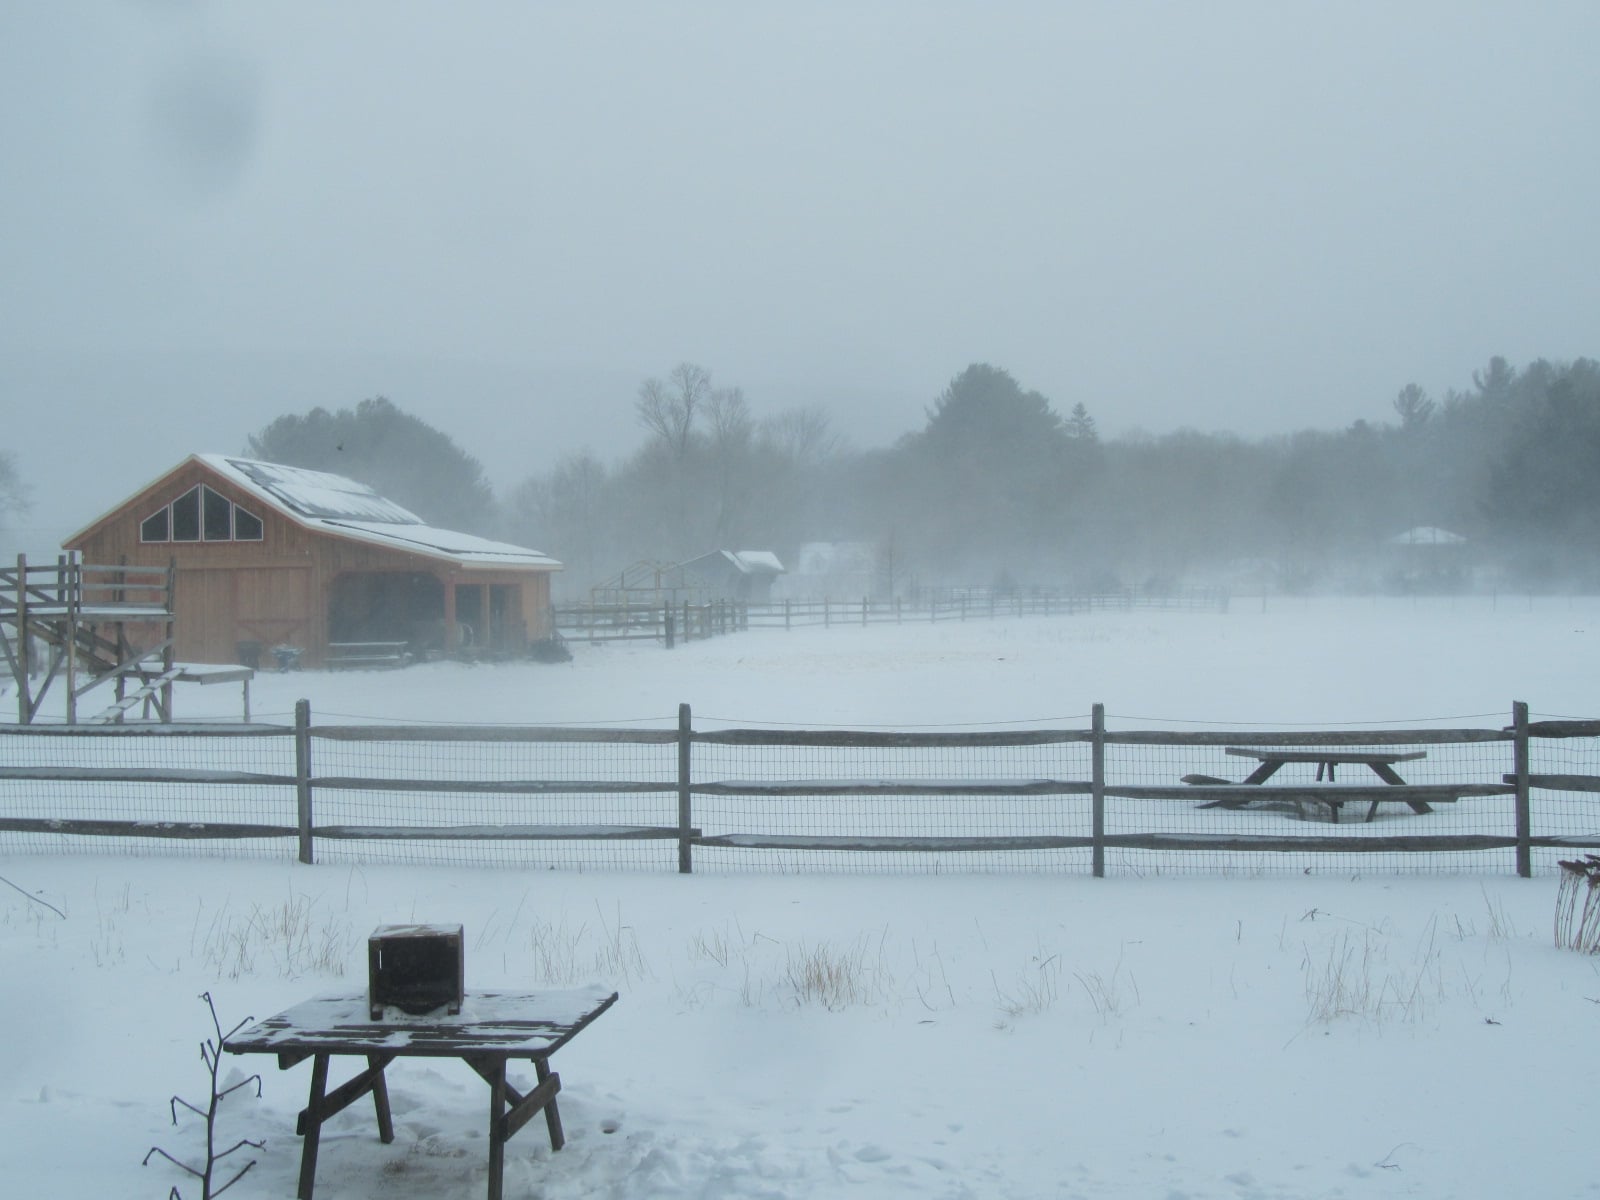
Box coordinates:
[687,731,1094,875]
[0,724,296,860]
[1,704,1595,875]
[305,724,681,872]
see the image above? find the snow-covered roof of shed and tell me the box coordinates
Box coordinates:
[196,454,560,569]
[1387,525,1466,547]
[730,551,785,575]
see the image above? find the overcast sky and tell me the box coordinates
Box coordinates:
[4,1,1598,555]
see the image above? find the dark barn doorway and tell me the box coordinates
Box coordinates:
[330,572,446,656]
[453,583,525,655]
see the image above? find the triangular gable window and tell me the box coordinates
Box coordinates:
[141,486,264,543]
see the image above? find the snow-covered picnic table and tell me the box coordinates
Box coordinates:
[224,985,618,1200]
[1186,747,1437,822]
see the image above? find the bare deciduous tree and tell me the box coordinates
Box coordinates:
[763,405,842,469]
[635,362,712,457]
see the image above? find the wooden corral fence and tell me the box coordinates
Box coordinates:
[552,599,746,647]
[2,702,1597,876]
[553,588,1228,644]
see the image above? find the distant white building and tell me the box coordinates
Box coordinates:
[776,541,880,600]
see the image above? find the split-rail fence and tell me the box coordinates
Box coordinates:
[552,589,1229,646]
[2,702,1596,877]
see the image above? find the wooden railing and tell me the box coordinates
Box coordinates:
[552,588,1228,644]
[3,702,1597,876]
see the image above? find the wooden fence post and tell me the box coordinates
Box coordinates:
[663,607,675,649]
[1513,700,1531,878]
[1091,703,1106,878]
[677,703,693,874]
[14,554,30,722]
[785,600,791,632]
[295,698,314,864]
[63,554,78,725]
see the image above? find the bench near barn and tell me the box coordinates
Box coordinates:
[325,641,411,669]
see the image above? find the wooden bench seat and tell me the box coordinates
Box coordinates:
[327,642,410,669]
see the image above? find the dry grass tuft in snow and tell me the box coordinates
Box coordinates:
[527,904,650,987]
[191,894,355,981]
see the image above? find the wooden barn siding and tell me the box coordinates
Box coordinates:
[67,461,555,665]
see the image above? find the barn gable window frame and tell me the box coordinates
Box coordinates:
[140,485,265,544]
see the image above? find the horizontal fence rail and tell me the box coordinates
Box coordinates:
[552,588,1230,645]
[2,703,1598,876]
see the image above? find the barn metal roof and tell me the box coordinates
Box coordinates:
[197,454,561,570]
[220,456,423,523]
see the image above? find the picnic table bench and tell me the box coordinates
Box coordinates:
[1185,747,1434,822]
[224,986,618,1200]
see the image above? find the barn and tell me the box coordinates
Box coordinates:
[63,454,562,667]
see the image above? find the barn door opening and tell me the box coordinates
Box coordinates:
[330,572,445,657]
[452,583,524,655]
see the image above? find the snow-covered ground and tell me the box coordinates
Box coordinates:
[5,596,1599,1199]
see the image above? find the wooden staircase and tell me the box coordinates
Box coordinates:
[1,553,179,723]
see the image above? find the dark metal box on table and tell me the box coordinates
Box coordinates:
[367,924,464,1018]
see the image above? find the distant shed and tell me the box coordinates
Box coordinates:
[1385,525,1469,592]
[63,454,562,667]
[673,550,786,603]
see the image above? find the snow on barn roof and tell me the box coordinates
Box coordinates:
[220,456,424,523]
[1387,525,1467,547]
[200,454,562,569]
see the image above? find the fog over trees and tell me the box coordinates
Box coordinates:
[0,452,30,537]
[246,396,498,535]
[238,356,1600,600]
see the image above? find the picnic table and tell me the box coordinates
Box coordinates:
[1187,747,1431,822]
[224,985,618,1200]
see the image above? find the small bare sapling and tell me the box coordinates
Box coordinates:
[142,992,264,1199]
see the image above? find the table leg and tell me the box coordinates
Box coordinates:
[1241,762,1282,785]
[1369,763,1431,813]
[298,1052,330,1200]
[291,1052,396,1199]
[536,1057,565,1151]
[369,1053,395,1144]
[487,1059,508,1200]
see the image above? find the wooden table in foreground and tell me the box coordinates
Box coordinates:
[1192,748,1432,822]
[224,986,618,1200]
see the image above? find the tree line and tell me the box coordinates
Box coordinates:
[81,354,1600,598]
